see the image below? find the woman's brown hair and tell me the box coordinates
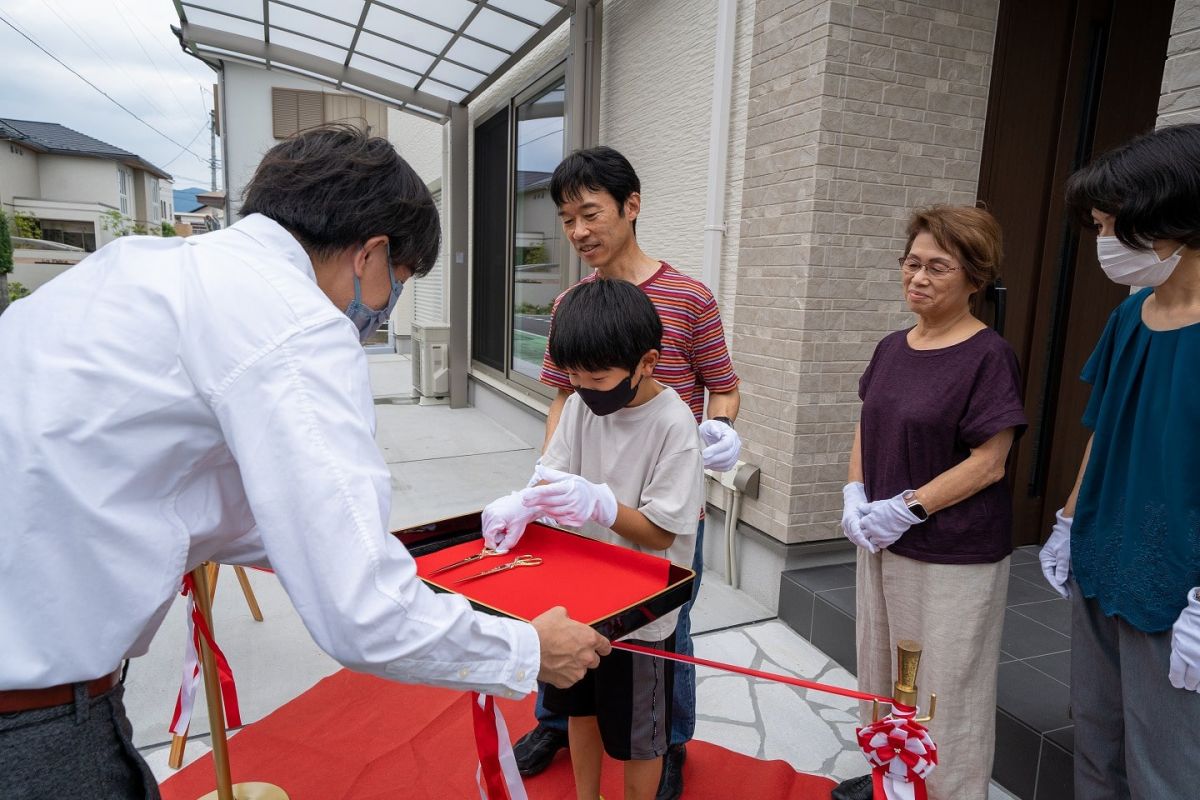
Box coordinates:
[904,205,1003,290]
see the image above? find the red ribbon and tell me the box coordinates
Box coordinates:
[180,574,243,729]
[471,692,512,800]
[611,641,892,703]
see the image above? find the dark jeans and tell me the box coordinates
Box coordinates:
[536,520,704,747]
[0,682,159,800]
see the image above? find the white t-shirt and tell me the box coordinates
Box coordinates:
[542,386,704,641]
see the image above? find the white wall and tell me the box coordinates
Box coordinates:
[37,155,117,206]
[387,108,444,185]
[221,61,420,338]
[0,141,39,212]
[222,62,343,217]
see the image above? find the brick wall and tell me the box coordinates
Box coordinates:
[732,0,999,543]
[1159,0,1200,126]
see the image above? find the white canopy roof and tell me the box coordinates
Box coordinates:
[173,0,571,121]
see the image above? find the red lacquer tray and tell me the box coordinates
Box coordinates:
[393,513,695,641]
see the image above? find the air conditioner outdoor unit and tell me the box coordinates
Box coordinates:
[411,322,450,401]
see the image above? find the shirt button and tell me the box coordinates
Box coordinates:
[459,667,469,678]
[507,690,518,699]
[516,670,526,681]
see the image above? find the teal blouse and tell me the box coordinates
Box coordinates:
[1074,289,1200,633]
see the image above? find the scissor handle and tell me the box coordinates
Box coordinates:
[511,556,543,567]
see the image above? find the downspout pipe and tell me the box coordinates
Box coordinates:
[702,0,738,299]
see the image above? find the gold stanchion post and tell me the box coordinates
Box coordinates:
[189,564,289,800]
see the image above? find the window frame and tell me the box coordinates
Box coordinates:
[469,61,569,401]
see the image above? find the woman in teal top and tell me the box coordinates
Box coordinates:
[1041,124,1200,799]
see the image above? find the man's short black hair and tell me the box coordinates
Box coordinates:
[240,124,440,276]
[549,279,662,373]
[1065,123,1200,250]
[550,146,641,229]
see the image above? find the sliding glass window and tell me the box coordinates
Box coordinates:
[510,77,566,382]
[471,66,569,397]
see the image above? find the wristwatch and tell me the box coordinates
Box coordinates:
[904,491,929,522]
[713,416,734,429]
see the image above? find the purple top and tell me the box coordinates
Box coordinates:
[858,327,1028,564]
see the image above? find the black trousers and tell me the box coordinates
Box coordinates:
[0,682,159,800]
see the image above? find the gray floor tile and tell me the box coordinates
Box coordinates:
[1006,573,1058,605]
[784,564,857,593]
[386,449,539,529]
[1000,609,1070,660]
[1012,598,1071,637]
[691,577,774,635]
[374,404,532,464]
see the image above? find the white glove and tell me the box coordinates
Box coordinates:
[1038,509,1072,599]
[1169,589,1200,692]
[481,491,540,553]
[859,491,923,550]
[841,482,876,553]
[698,419,741,472]
[522,464,618,528]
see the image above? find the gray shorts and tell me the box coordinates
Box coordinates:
[543,635,674,761]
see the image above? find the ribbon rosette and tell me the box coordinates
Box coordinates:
[855,703,937,800]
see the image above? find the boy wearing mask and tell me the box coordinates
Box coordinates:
[482,278,704,800]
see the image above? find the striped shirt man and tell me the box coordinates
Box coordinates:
[540,262,739,421]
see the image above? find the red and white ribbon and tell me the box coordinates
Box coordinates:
[168,574,242,735]
[471,692,528,800]
[856,702,937,800]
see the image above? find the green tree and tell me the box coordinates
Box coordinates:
[160,220,177,237]
[0,210,12,316]
[100,209,134,238]
[13,212,41,240]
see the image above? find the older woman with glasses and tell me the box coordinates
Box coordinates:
[842,205,1027,800]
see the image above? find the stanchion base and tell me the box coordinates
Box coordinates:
[197,783,289,800]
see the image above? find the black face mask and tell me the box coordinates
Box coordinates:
[575,372,642,417]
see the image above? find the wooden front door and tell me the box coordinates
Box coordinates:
[976,0,1175,545]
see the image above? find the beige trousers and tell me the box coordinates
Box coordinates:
[855,549,1010,800]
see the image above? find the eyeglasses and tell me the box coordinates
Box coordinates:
[898,256,960,278]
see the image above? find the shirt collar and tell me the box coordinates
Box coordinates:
[228,213,317,281]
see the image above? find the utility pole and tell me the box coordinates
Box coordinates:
[209,109,217,191]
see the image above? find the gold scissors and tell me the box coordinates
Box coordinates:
[429,547,506,576]
[453,555,543,585]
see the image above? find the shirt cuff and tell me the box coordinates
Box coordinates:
[493,617,541,699]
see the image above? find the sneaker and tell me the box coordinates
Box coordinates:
[513,723,569,777]
[831,774,874,800]
[655,743,686,800]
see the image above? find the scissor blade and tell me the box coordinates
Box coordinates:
[430,557,475,576]
[453,566,505,585]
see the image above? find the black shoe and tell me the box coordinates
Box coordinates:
[513,724,569,777]
[830,774,874,800]
[655,743,686,800]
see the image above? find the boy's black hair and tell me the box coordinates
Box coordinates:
[550,146,641,231]
[548,279,662,373]
[1065,123,1200,250]
[241,124,440,276]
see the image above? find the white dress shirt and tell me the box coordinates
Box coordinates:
[0,214,539,695]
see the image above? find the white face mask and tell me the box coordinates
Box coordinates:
[1096,236,1184,287]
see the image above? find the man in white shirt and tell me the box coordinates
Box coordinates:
[0,125,609,800]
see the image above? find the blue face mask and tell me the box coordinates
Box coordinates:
[344,241,404,343]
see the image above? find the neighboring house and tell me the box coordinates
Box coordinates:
[0,118,173,252]
[215,63,423,349]
[173,187,225,235]
[174,1,1200,611]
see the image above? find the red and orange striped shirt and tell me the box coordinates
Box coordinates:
[539,263,739,422]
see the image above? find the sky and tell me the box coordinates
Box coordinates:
[0,0,219,190]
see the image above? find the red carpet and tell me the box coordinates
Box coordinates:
[160,670,837,799]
